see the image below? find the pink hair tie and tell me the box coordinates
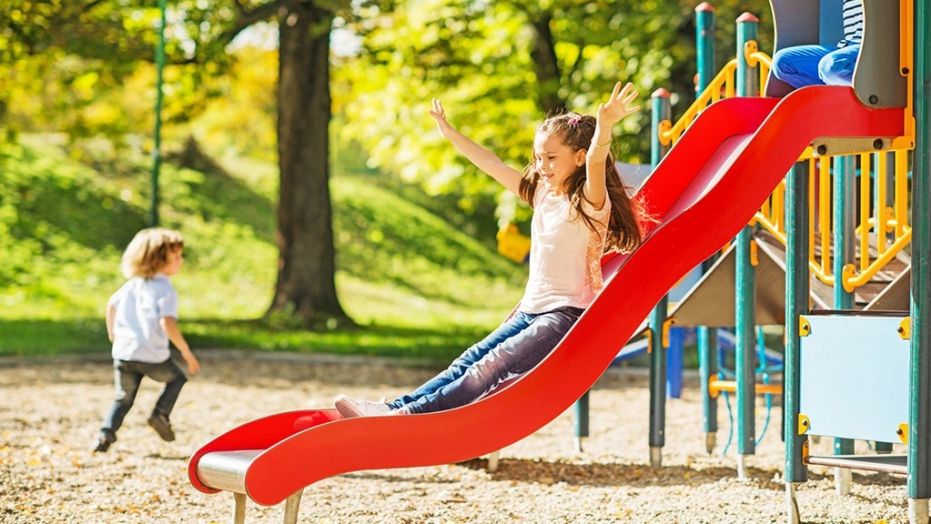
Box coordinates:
[567,115,582,127]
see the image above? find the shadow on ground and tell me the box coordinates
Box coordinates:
[456,457,904,492]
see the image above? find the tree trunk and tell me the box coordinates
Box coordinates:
[268,1,351,328]
[529,13,567,115]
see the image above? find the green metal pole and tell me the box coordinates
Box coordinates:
[784,161,810,489]
[832,155,855,494]
[695,3,716,94]
[734,12,759,478]
[695,1,719,455]
[573,391,589,452]
[832,157,855,313]
[908,0,931,519]
[150,0,167,227]
[648,88,671,467]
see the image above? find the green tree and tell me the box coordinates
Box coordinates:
[338,0,693,224]
[337,0,770,224]
[2,0,399,328]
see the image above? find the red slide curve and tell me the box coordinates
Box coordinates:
[189,86,903,505]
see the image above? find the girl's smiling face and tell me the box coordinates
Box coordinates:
[533,131,586,194]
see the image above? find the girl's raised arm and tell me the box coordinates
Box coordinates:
[586,82,640,210]
[430,99,524,197]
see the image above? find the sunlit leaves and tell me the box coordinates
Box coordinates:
[336,0,770,224]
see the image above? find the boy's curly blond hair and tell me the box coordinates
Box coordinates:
[120,228,184,279]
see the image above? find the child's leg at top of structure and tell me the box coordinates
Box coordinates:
[101,361,145,434]
[143,358,188,417]
[771,45,834,89]
[399,307,582,415]
[817,44,860,86]
[386,312,535,410]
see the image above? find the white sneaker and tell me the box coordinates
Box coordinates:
[334,395,393,418]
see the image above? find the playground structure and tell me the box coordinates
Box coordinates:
[636,0,927,522]
[187,1,930,523]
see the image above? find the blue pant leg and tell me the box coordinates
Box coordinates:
[388,312,533,409]
[402,308,580,414]
[771,45,833,89]
[818,45,860,86]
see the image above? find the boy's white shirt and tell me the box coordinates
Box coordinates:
[519,186,611,314]
[108,274,178,363]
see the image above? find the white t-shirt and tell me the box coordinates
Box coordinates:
[519,186,611,314]
[108,274,178,363]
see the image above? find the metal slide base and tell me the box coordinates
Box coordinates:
[233,493,246,524]
[737,455,749,480]
[486,451,499,473]
[227,490,303,524]
[834,467,852,495]
[785,483,800,524]
[650,447,662,467]
[574,437,585,453]
[283,491,303,524]
[908,498,929,524]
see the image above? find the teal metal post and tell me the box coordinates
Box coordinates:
[695,2,716,93]
[832,157,855,312]
[695,0,720,455]
[908,0,931,520]
[573,392,588,452]
[734,12,759,478]
[150,0,167,227]
[832,155,855,494]
[648,88,671,467]
[784,162,809,520]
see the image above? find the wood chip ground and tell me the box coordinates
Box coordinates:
[0,351,910,523]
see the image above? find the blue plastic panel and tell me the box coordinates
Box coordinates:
[799,314,908,442]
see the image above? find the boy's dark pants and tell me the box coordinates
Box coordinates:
[101,359,187,436]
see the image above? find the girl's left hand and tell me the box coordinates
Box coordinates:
[597,82,640,126]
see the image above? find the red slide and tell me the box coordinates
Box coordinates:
[189,86,903,505]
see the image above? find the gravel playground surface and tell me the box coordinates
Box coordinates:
[0,351,912,523]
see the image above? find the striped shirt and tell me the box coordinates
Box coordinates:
[838,0,863,47]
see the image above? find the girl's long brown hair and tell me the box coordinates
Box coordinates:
[519,112,645,253]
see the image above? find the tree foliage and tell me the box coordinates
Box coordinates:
[0,0,269,140]
[337,0,770,223]
[2,0,773,327]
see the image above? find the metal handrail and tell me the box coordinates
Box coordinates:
[661,43,912,293]
[658,59,737,146]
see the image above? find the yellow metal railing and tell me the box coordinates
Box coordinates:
[744,40,771,92]
[754,152,912,290]
[661,40,913,294]
[658,59,737,146]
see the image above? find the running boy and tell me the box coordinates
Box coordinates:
[94,228,200,452]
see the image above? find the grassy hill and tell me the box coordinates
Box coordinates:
[0,136,525,362]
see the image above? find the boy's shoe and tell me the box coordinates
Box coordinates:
[93,430,116,453]
[334,395,392,418]
[147,413,176,442]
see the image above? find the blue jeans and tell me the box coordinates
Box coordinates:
[101,358,187,436]
[771,44,860,88]
[387,306,583,414]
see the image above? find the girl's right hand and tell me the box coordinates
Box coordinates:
[429,98,452,134]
